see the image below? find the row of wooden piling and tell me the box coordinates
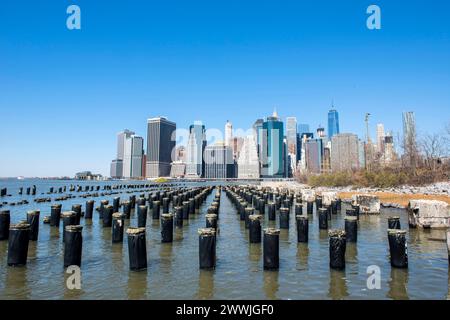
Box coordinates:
[0,186,215,271]
[225,185,408,270]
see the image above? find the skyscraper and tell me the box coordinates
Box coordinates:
[146,117,176,178]
[261,110,284,178]
[331,133,360,172]
[286,117,298,173]
[305,138,324,174]
[237,135,260,179]
[297,123,310,136]
[376,123,385,154]
[253,119,264,154]
[123,135,144,179]
[186,121,206,178]
[328,109,340,138]
[225,120,233,147]
[204,143,234,179]
[110,129,135,179]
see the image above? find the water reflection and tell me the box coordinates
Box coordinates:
[296,244,309,269]
[345,243,358,264]
[328,270,348,300]
[127,270,147,300]
[248,243,261,264]
[4,267,31,299]
[159,242,174,272]
[263,271,279,299]
[197,270,215,299]
[387,268,409,300]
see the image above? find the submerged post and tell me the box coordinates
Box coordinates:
[263,228,280,270]
[344,216,358,242]
[0,210,11,240]
[137,205,148,228]
[64,225,83,267]
[50,204,62,227]
[249,214,262,243]
[198,228,216,269]
[127,227,147,271]
[388,216,401,230]
[296,215,308,243]
[26,210,40,241]
[161,213,174,243]
[7,223,31,266]
[388,229,408,268]
[329,229,346,270]
[112,213,125,243]
[318,208,328,230]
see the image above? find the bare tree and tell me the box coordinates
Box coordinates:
[420,133,446,172]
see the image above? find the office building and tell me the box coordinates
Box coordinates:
[328,109,340,138]
[225,120,233,147]
[146,117,176,178]
[123,135,144,179]
[204,143,235,179]
[331,133,360,172]
[261,110,284,178]
[376,123,385,154]
[237,136,260,179]
[186,121,207,178]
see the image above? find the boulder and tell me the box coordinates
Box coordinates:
[302,190,315,202]
[322,191,338,206]
[408,200,450,229]
[352,194,380,214]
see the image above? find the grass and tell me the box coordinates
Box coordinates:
[338,191,450,207]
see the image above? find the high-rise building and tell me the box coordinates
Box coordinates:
[186,121,207,178]
[117,129,135,160]
[110,129,135,179]
[305,138,324,174]
[328,109,340,138]
[123,135,144,179]
[253,119,264,156]
[204,143,235,179]
[225,121,233,147]
[237,135,260,179]
[174,146,186,162]
[146,117,176,178]
[110,159,123,179]
[261,110,284,178]
[383,133,396,165]
[298,124,310,136]
[317,126,325,138]
[286,117,298,173]
[231,136,244,160]
[376,123,385,154]
[330,133,360,172]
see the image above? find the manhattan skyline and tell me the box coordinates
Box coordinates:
[1,0,449,177]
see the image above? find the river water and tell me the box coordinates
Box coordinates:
[0,178,449,300]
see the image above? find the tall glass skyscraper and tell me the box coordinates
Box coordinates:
[186,121,206,178]
[261,111,284,178]
[146,117,176,178]
[328,109,340,138]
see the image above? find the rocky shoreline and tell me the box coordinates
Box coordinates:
[260,181,450,209]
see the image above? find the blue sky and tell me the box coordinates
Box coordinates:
[0,0,449,177]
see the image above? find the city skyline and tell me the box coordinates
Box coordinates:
[1,0,450,177]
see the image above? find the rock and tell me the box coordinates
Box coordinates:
[302,190,316,202]
[352,194,380,214]
[447,230,450,262]
[408,200,450,229]
[321,191,338,206]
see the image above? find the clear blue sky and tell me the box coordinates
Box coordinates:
[1,0,449,177]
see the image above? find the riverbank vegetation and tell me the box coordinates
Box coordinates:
[297,122,450,188]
